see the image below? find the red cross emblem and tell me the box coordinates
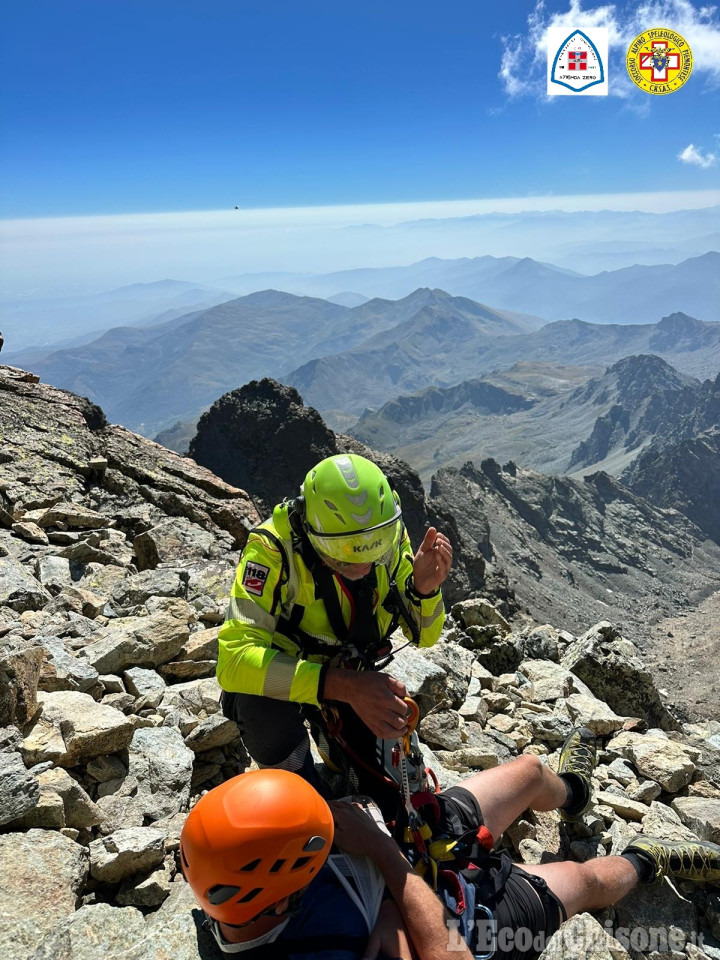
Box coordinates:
[568,51,587,71]
[639,41,680,82]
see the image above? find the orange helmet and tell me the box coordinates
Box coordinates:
[180,770,334,925]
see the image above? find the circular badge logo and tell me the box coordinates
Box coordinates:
[626,28,693,94]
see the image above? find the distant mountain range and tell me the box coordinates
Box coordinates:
[351,351,719,482]
[329,205,720,275]
[25,288,537,435]
[218,251,720,326]
[22,268,720,442]
[2,279,237,355]
[5,249,718,359]
[290,309,720,417]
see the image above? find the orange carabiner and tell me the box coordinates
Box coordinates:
[401,697,420,754]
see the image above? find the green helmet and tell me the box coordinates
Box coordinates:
[302,454,401,564]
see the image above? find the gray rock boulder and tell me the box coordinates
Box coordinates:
[0,829,88,960]
[21,691,134,767]
[126,726,195,821]
[36,767,102,829]
[564,694,626,736]
[451,598,510,633]
[77,607,190,676]
[539,912,631,959]
[34,503,109,530]
[383,643,448,716]
[607,731,697,793]
[519,659,592,704]
[110,568,187,609]
[671,796,720,843]
[123,666,166,710]
[30,902,148,960]
[0,751,40,826]
[183,714,240,752]
[0,636,45,727]
[133,518,219,571]
[0,555,50,611]
[562,621,676,730]
[37,637,100,693]
[423,640,475,709]
[89,826,166,883]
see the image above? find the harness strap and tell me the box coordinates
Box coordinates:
[247,527,289,616]
[461,851,514,907]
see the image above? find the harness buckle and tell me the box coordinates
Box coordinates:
[473,904,496,960]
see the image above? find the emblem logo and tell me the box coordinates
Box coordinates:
[243,561,269,596]
[353,539,382,553]
[626,28,693,94]
[547,28,608,95]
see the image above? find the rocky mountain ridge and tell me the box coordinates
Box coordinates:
[24,288,535,438]
[218,250,720,325]
[624,426,720,546]
[2,365,720,959]
[289,311,720,418]
[352,352,717,483]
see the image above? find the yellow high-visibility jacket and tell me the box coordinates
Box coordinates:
[217,512,445,707]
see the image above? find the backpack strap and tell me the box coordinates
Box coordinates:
[247,526,290,617]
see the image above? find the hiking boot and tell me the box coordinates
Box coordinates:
[558,726,597,822]
[622,835,720,884]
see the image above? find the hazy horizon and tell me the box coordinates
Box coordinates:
[2,189,719,302]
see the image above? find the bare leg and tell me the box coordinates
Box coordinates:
[456,754,567,840]
[515,856,639,919]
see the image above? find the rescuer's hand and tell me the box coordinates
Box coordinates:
[413,527,453,596]
[323,669,408,739]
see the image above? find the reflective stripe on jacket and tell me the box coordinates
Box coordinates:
[217,517,445,707]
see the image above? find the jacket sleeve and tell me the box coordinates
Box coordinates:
[216,532,323,706]
[395,530,445,648]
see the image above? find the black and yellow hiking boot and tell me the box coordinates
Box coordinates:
[557,726,597,823]
[621,835,720,884]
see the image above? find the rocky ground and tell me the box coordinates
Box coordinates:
[644,591,720,724]
[1,363,720,959]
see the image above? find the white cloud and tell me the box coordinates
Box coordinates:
[499,0,720,99]
[678,142,718,166]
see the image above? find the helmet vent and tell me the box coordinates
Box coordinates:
[291,856,312,871]
[324,499,339,512]
[269,859,286,873]
[303,836,326,852]
[237,887,262,904]
[207,884,241,905]
[240,858,261,872]
[180,845,189,870]
[336,456,359,488]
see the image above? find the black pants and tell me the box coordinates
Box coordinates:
[222,692,402,819]
[439,787,566,960]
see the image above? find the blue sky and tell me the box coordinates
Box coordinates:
[2,0,719,219]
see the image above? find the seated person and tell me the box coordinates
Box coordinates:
[180,727,720,959]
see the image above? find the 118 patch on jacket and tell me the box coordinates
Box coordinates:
[243,561,270,596]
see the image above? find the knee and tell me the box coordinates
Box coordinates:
[513,753,545,790]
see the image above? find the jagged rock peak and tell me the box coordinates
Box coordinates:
[189,378,336,510]
[656,311,706,334]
